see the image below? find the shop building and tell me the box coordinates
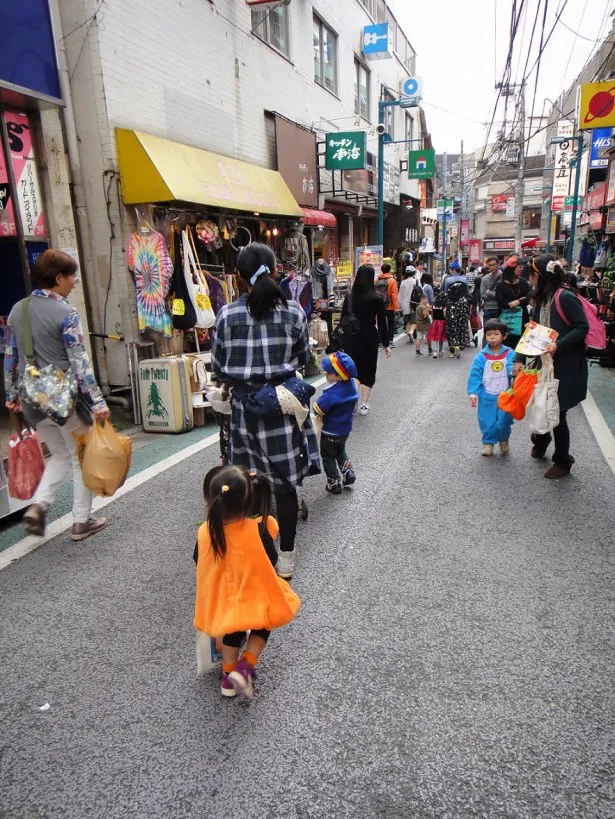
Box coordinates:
[56,0,430,388]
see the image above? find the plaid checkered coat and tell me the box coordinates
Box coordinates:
[212,295,321,488]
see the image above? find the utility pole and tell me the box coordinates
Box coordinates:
[459,139,465,262]
[441,152,448,274]
[514,84,526,252]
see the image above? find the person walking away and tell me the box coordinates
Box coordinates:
[443,259,470,298]
[421,273,435,354]
[445,280,471,358]
[212,243,321,581]
[376,264,399,347]
[480,256,503,346]
[313,352,359,494]
[398,268,415,344]
[414,294,432,356]
[467,319,516,456]
[427,287,447,358]
[520,255,589,479]
[496,259,531,351]
[194,465,300,698]
[4,249,110,540]
[341,264,391,417]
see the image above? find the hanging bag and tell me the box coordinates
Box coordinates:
[308,315,329,349]
[170,229,197,330]
[182,231,216,329]
[18,297,78,425]
[527,354,560,435]
[7,414,45,500]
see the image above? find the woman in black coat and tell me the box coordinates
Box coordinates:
[496,262,532,350]
[523,255,589,479]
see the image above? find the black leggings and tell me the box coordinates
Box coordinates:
[533,410,571,465]
[222,629,270,648]
[274,488,298,552]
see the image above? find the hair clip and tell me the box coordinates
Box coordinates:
[221,485,230,494]
[250,264,270,286]
[546,261,556,274]
[248,470,258,479]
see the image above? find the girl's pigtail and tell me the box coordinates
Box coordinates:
[252,471,272,524]
[207,494,228,559]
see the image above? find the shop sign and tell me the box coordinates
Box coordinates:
[506,198,515,218]
[460,219,470,248]
[382,160,399,205]
[524,179,543,197]
[552,119,574,203]
[362,24,392,60]
[3,112,46,238]
[590,127,613,168]
[551,195,566,212]
[606,206,615,234]
[325,131,366,170]
[468,238,483,263]
[579,82,615,130]
[484,239,515,251]
[564,196,583,211]
[0,141,16,237]
[408,149,435,179]
[343,150,376,197]
[607,158,615,205]
[491,194,512,213]
[578,182,607,228]
[274,116,318,208]
[355,245,383,271]
[437,199,453,220]
[0,0,62,103]
[336,259,353,277]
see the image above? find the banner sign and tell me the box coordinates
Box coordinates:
[0,141,15,237]
[468,238,482,263]
[491,194,512,213]
[326,131,366,170]
[590,127,613,168]
[579,82,615,131]
[551,119,574,204]
[408,149,436,179]
[437,199,453,220]
[551,195,566,212]
[460,219,470,248]
[355,245,383,271]
[275,117,318,208]
[3,112,47,239]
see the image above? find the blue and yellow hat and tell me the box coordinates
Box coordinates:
[321,351,357,381]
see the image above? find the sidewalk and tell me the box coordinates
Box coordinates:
[588,365,615,439]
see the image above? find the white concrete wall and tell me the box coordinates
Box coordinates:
[60,0,425,385]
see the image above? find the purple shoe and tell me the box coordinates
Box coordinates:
[221,672,237,698]
[228,658,255,699]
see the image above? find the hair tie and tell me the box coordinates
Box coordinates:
[220,485,230,494]
[250,264,270,286]
[248,470,258,479]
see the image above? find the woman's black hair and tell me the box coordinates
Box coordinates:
[203,465,253,559]
[402,269,412,280]
[248,470,273,523]
[502,265,517,283]
[236,242,287,320]
[533,254,564,309]
[352,264,377,300]
[564,272,579,291]
[421,272,433,286]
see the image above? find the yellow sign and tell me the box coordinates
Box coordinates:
[579,81,615,130]
[336,259,352,277]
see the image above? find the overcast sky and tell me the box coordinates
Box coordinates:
[390,0,614,154]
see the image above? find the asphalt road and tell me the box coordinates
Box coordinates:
[1,343,615,819]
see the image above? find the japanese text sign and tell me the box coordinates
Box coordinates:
[468,238,482,263]
[326,131,366,170]
[275,116,318,207]
[551,119,574,203]
[3,112,46,238]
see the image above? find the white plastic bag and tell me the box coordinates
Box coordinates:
[527,354,560,435]
[196,631,223,675]
[181,231,216,329]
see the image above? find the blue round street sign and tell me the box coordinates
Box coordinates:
[402,77,420,97]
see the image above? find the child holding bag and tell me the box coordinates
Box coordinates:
[194,465,300,699]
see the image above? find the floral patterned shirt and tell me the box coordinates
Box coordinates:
[4,289,107,412]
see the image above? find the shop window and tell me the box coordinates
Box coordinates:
[251,6,290,58]
[313,16,337,94]
[522,210,541,230]
[383,90,395,139]
[405,114,414,147]
[354,59,370,121]
[385,9,397,53]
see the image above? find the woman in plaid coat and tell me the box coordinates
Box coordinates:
[212,244,320,580]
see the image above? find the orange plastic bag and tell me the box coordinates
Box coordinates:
[498,369,538,421]
[7,415,45,500]
[75,420,132,497]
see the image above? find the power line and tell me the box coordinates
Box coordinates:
[559,17,611,43]
[522,0,570,83]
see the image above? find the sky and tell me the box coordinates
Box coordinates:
[390,0,614,154]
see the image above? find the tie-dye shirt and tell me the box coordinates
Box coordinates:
[128,230,173,337]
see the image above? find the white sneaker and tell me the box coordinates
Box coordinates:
[499,441,510,456]
[359,404,369,416]
[277,549,295,579]
[432,352,438,359]
[481,444,494,457]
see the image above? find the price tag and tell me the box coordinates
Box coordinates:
[196,293,211,311]
[172,299,185,316]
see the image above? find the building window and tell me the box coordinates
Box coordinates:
[383,90,395,139]
[405,114,414,146]
[522,210,542,230]
[354,59,370,120]
[358,0,385,21]
[313,16,337,93]
[252,6,290,58]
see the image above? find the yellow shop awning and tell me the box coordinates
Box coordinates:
[115,129,303,218]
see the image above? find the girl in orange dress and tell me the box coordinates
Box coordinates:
[194,465,301,699]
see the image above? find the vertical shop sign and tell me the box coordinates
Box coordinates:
[468,238,483,264]
[274,117,318,208]
[460,219,470,248]
[551,119,574,207]
[4,112,46,238]
[0,139,16,236]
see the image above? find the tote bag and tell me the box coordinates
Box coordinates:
[181,231,216,329]
[499,306,523,336]
[527,355,560,435]
[7,414,45,500]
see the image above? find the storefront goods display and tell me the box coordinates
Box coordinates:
[170,228,197,330]
[139,356,194,433]
[196,219,222,250]
[308,315,329,349]
[128,227,173,337]
[280,273,313,320]
[182,230,215,329]
[76,420,132,497]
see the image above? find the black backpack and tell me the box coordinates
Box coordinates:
[327,293,361,355]
[410,283,423,307]
[376,278,390,307]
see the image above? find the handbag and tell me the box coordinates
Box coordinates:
[308,316,329,349]
[7,414,45,500]
[170,229,197,330]
[182,231,216,329]
[527,354,560,435]
[499,306,523,336]
[327,293,361,355]
[18,297,77,425]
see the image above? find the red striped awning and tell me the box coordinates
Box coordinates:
[301,208,337,228]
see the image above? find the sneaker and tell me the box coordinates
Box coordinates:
[428,347,433,355]
[342,467,356,486]
[415,350,421,357]
[439,350,444,357]
[326,478,343,495]
[500,441,510,456]
[221,672,238,698]
[455,347,461,359]
[277,549,295,580]
[71,516,108,542]
[23,503,47,536]
[228,657,255,699]
[359,404,369,416]
[433,352,438,359]
[449,350,456,358]
[481,444,494,457]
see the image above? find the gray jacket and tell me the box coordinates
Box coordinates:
[480,272,502,313]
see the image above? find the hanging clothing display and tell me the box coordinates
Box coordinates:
[127,229,173,336]
[309,259,335,309]
[281,275,313,320]
[170,228,197,330]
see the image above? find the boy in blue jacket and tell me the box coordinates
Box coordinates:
[313,351,359,494]
[467,319,516,457]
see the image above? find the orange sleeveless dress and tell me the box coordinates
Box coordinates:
[194,516,301,637]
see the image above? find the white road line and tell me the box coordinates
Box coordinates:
[0,376,330,572]
[582,389,615,478]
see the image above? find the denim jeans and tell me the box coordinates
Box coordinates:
[321,433,351,480]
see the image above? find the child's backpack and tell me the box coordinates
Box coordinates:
[376,278,390,307]
[410,282,423,307]
[555,290,607,350]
